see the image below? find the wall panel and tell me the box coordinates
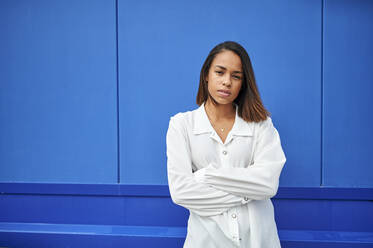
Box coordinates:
[0,0,118,183]
[118,0,322,186]
[323,0,373,187]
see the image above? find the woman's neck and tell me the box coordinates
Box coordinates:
[204,99,236,121]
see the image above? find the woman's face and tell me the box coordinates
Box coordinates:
[206,50,243,105]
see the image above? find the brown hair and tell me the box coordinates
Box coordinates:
[196,41,270,123]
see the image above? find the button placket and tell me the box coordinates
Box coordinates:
[220,142,240,244]
[219,143,229,168]
[228,208,240,245]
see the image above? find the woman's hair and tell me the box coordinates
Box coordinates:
[196,41,270,123]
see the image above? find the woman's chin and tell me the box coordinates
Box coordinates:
[215,98,234,105]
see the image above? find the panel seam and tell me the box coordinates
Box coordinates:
[320,0,324,187]
[115,0,120,184]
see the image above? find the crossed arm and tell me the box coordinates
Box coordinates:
[166,114,286,217]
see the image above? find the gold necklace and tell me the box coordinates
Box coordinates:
[205,105,234,133]
[206,115,226,133]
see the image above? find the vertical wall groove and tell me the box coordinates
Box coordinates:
[320,0,324,187]
[115,0,121,184]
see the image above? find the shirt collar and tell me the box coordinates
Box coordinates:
[192,102,253,136]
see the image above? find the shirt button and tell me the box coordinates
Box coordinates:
[222,150,228,155]
[231,213,237,218]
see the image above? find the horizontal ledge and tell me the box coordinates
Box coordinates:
[0,222,186,238]
[0,183,372,200]
[280,229,373,243]
[0,223,372,244]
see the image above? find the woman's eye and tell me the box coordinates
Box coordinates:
[215,71,223,75]
[233,75,241,80]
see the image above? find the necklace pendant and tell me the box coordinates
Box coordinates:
[220,128,224,132]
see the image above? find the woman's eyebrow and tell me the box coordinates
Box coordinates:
[215,65,242,74]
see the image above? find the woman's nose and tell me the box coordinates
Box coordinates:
[222,75,232,86]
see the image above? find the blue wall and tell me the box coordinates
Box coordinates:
[0,0,372,247]
[0,0,118,183]
[118,0,322,186]
[323,0,373,187]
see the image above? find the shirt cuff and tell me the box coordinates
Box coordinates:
[194,163,217,183]
[241,196,250,204]
[194,167,207,183]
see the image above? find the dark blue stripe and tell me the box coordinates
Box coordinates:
[0,183,372,200]
[0,222,372,247]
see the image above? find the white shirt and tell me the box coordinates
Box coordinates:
[166,102,286,248]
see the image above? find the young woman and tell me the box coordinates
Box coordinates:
[166,41,286,248]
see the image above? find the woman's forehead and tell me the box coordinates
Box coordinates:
[212,50,242,71]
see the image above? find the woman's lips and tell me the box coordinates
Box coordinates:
[217,90,231,97]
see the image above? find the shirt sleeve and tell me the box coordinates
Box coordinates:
[166,114,250,217]
[202,117,286,200]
